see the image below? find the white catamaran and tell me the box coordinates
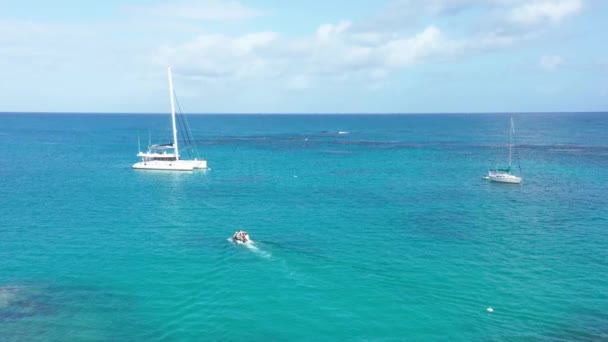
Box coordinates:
[485,117,522,184]
[133,67,207,171]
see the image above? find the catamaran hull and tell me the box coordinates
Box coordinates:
[132,67,209,173]
[132,160,207,171]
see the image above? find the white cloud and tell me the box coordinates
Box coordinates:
[382,0,583,18]
[360,0,585,36]
[136,0,268,21]
[382,26,445,67]
[540,55,564,71]
[234,32,279,55]
[468,29,539,52]
[0,20,52,37]
[509,0,583,25]
[316,21,352,42]
[288,75,312,90]
[153,22,452,87]
[152,11,563,91]
[2,0,590,112]
[370,68,389,80]
[153,31,281,80]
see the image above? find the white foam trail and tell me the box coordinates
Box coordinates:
[244,241,272,258]
[228,238,271,258]
[338,131,349,135]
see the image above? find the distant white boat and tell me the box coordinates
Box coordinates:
[133,67,207,171]
[232,230,250,244]
[485,117,522,184]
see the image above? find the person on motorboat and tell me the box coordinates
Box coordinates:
[233,230,249,243]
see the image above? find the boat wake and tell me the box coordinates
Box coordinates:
[227,238,271,259]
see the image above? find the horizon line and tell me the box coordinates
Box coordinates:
[1,111,607,115]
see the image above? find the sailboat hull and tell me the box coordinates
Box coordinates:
[487,173,522,184]
[132,160,206,171]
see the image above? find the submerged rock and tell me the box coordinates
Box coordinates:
[0,285,54,321]
[0,286,20,308]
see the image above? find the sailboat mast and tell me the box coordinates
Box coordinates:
[168,66,179,160]
[508,117,513,167]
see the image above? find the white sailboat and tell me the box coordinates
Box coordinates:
[133,67,207,171]
[484,117,522,184]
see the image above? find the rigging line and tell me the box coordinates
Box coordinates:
[172,90,190,148]
[180,112,197,159]
[516,147,523,175]
[179,116,193,159]
[173,89,200,159]
[173,89,195,159]
[179,109,196,155]
[175,109,190,157]
[180,108,200,159]
[512,126,523,176]
[173,100,189,158]
[178,111,194,153]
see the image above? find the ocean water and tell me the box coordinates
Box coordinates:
[0,113,607,340]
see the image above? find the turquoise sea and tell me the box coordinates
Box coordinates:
[1,113,607,340]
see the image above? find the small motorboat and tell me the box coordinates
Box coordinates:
[232,230,250,244]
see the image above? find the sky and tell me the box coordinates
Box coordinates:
[0,0,606,113]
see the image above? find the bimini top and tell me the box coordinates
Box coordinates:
[149,143,175,150]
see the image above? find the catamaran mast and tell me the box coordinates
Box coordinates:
[168,66,179,160]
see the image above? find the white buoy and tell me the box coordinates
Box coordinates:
[487,307,494,313]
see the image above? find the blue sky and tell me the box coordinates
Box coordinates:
[0,0,606,113]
